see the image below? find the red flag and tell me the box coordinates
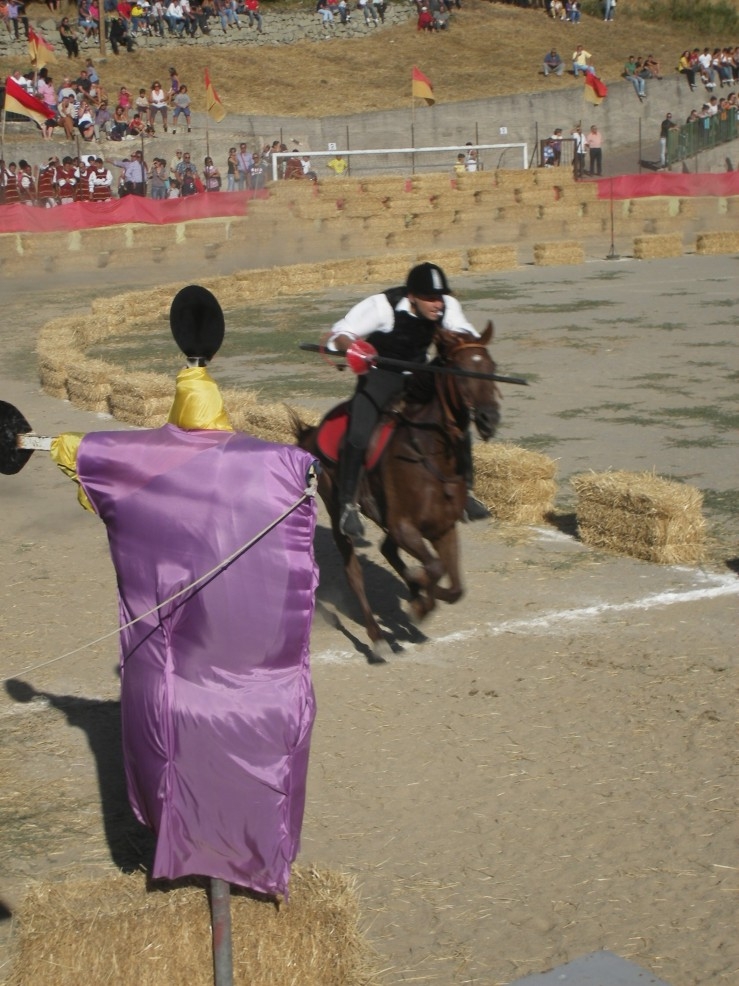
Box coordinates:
[583,72,608,105]
[412,66,435,106]
[3,75,56,127]
[204,68,226,123]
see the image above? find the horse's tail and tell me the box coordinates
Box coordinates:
[287,406,317,450]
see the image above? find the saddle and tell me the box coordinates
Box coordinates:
[315,401,397,470]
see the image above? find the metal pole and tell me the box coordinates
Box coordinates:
[606,177,619,260]
[638,117,642,174]
[210,878,233,986]
[345,124,350,176]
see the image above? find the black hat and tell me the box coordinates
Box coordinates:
[170,285,225,363]
[406,262,450,297]
[0,400,34,475]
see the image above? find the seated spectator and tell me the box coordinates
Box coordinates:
[77,99,96,140]
[566,0,581,24]
[244,0,262,32]
[697,48,717,89]
[643,54,663,79]
[110,104,129,140]
[109,14,135,53]
[57,95,77,140]
[127,113,147,137]
[417,5,434,30]
[135,87,150,117]
[550,0,565,19]
[678,50,697,92]
[623,56,646,100]
[316,0,334,31]
[572,46,593,77]
[94,99,112,137]
[543,49,563,78]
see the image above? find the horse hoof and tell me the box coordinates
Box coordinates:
[410,597,435,623]
[369,638,392,663]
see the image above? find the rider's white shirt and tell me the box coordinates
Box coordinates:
[327,293,478,350]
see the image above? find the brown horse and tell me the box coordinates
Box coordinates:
[292,323,501,659]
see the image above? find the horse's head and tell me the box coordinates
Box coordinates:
[436,322,501,441]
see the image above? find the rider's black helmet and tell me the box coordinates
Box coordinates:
[406,262,450,298]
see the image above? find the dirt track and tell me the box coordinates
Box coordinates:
[1,252,737,984]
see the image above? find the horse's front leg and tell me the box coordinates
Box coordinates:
[387,520,445,621]
[380,534,423,608]
[429,527,464,604]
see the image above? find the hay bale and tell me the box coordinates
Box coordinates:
[632,233,683,260]
[416,249,466,274]
[467,245,518,272]
[533,241,584,266]
[494,169,537,189]
[226,394,305,445]
[473,443,557,524]
[109,372,172,427]
[628,197,671,219]
[695,230,739,255]
[366,254,414,282]
[571,470,706,564]
[7,866,371,986]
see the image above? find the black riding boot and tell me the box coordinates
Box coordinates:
[338,442,366,537]
[461,431,490,521]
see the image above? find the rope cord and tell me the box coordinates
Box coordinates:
[2,479,317,686]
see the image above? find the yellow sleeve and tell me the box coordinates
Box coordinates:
[50,432,96,513]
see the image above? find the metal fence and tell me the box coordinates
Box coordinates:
[667,111,738,165]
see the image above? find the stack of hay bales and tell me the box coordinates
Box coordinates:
[7,867,371,986]
[223,389,319,446]
[571,470,706,564]
[467,245,519,272]
[108,372,172,429]
[533,240,584,266]
[633,232,683,259]
[367,253,414,282]
[473,443,557,524]
[695,230,739,255]
[65,358,115,415]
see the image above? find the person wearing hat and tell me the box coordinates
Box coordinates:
[326,263,489,537]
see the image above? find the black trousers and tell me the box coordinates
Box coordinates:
[346,369,405,450]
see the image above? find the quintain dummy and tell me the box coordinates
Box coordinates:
[50,286,319,897]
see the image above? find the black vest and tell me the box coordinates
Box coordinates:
[365,287,439,365]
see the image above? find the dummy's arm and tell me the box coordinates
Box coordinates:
[50,432,96,513]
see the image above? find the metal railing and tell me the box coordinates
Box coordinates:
[667,111,738,165]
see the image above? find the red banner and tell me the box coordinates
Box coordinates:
[597,172,739,199]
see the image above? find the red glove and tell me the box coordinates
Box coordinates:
[345,339,378,375]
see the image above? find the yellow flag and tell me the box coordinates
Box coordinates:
[204,68,226,123]
[28,27,57,71]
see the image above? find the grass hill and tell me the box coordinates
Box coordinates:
[2,1,738,119]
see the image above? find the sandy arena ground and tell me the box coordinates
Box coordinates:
[0,252,737,985]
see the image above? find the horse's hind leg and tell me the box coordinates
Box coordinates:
[329,513,389,658]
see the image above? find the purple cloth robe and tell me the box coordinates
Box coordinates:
[76,425,318,896]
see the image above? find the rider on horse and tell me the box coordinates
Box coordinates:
[327,262,490,538]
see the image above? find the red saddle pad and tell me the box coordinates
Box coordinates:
[316,402,395,471]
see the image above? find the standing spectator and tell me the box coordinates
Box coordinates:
[58,16,79,57]
[603,0,615,22]
[236,142,252,190]
[56,156,78,203]
[148,80,168,131]
[17,159,35,204]
[372,0,386,22]
[326,153,347,176]
[148,157,168,199]
[226,146,238,191]
[464,142,478,172]
[90,157,114,200]
[203,156,221,191]
[587,125,602,176]
[543,49,564,77]
[244,0,262,32]
[57,95,77,141]
[171,84,191,133]
[549,127,563,165]
[248,152,266,190]
[358,0,377,25]
[572,45,593,77]
[659,112,677,168]
[6,0,20,39]
[108,149,147,196]
[570,124,587,179]
[567,0,581,24]
[453,152,466,176]
[134,86,150,117]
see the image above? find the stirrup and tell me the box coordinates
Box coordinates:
[339,503,365,538]
[464,493,490,522]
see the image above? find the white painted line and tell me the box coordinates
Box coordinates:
[312,570,739,663]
